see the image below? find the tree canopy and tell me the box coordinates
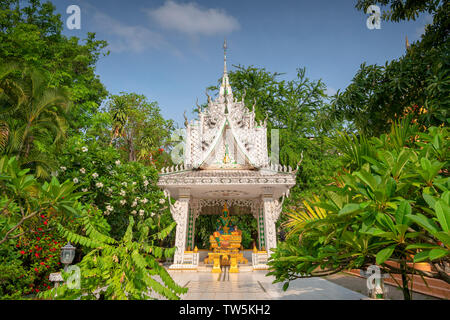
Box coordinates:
[332,0,449,136]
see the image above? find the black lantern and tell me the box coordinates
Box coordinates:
[60,242,76,270]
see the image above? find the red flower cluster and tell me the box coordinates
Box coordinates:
[15,214,65,293]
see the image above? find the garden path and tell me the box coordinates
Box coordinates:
[168,268,366,300]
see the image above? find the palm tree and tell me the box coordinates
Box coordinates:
[0,62,71,178]
[282,196,328,239]
[0,62,25,152]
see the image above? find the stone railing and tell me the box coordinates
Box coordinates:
[252,251,269,270]
[169,251,199,270]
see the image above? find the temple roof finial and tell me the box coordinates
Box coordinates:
[219,38,233,99]
[223,38,227,74]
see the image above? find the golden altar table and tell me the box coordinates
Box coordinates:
[204,232,248,273]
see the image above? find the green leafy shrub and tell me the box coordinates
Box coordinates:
[0,155,81,297]
[269,124,449,300]
[56,135,173,240]
[0,260,34,299]
[38,211,185,300]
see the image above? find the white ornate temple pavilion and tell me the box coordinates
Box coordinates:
[158,41,297,271]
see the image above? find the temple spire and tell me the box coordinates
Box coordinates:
[223,38,227,74]
[219,38,232,99]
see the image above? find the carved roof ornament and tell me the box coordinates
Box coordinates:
[175,40,273,170]
[220,38,233,100]
[159,41,299,183]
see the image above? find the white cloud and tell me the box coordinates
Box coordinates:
[93,12,180,55]
[415,14,434,38]
[325,87,337,97]
[146,0,240,36]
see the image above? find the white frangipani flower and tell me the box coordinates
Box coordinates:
[73,178,79,183]
[82,146,88,152]
[132,181,136,186]
[80,168,86,174]
[139,209,145,216]
[159,198,165,204]
[121,182,127,187]
[140,198,148,204]
[115,160,121,165]
[150,212,155,217]
[119,189,126,196]
[60,166,66,171]
[131,210,137,215]
[82,188,88,192]
[92,172,99,178]
[131,201,137,207]
[96,182,103,188]
[120,199,126,205]
[143,180,149,187]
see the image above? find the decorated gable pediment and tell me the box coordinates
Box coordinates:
[183,40,269,170]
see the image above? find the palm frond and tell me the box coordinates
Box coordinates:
[328,131,375,170]
[282,196,328,239]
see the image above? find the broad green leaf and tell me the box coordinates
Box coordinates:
[339,203,360,215]
[354,170,378,191]
[420,157,431,173]
[361,227,386,236]
[413,250,430,262]
[376,213,396,234]
[429,248,449,260]
[376,245,396,264]
[435,200,450,232]
[406,214,439,234]
[395,200,411,225]
[423,193,437,210]
[434,232,450,247]
[392,149,411,179]
[442,191,450,205]
[405,243,441,250]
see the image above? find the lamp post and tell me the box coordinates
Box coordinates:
[60,241,76,271]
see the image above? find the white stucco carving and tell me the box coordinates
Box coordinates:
[170,199,189,265]
[263,198,283,253]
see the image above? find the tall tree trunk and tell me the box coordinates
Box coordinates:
[24,135,34,158]
[127,137,135,162]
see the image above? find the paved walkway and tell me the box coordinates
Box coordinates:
[168,267,366,300]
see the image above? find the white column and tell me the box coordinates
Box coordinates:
[252,201,263,250]
[192,209,199,249]
[262,194,282,254]
[169,194,190,267]
[189,199,200,250]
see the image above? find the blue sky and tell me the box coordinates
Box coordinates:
[53,0,433,126]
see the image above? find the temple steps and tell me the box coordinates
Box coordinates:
[196,264,254,273]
